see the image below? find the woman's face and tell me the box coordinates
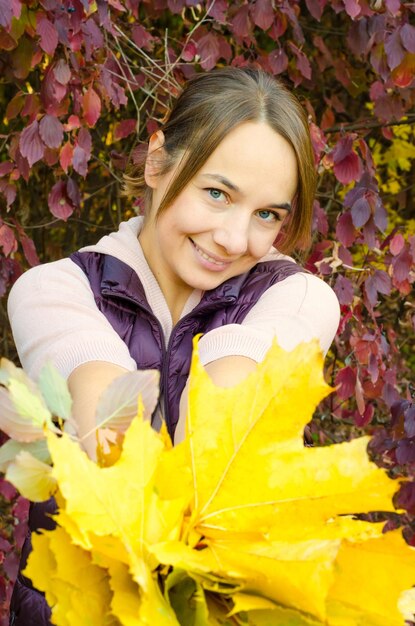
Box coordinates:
[140,121,298,303]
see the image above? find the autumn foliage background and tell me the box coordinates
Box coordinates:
[0,0,414,621]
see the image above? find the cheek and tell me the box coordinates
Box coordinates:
[250,227,282,258]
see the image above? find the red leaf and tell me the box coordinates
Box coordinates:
[19,233,40,267]
[332,134,353,162]
[288,42,312,80]
[21,93,41,119]
[82,17,105,60]
[231,5,251,38]
[197,32,220,71]
[0,162,13,177]
[355,403,374,427]
[396,482,415,515]
[53,59,71,85]
[334,274,354,306]
[373,198,387,232]
[0,28,17,50]
[269,11,287,40]
[385,28,405,71]
[48,180,75,221]
[19,120,45,167]
[41,66,67,110]
[385,0,401,15]
[367,353,379,385]
[82,86,101,127]
[309,122,326,164]
[396,439,415,465]
[39,114,64,149]
[373,269,391,295]
[334,366,356,400]
[5,93,24,121]
[338,244,353,267]
[334,152,363,185]
[108,0,126,10]
[72,145,88,177]
[101,65,128,109]
[77,128,92,159]
[251,0,274,31]
[312,200,328,236]
[2,182,16,207]
[392,248,412,282]
[343,0,361,19]
[347,18,369,57]
[0,223,17,257]
[365,270,391,306]
[67,177,81,207]
[351,197,371,228]
[36,15,58,57]
[305,0,326,21]
[362,218,376,249]
[218,35,232,62]
[207,0,227,22]
[181,40,197,62]
[390,233,405,256]
[44,147,59,166]
[167,0,186,14]
[391,53,415,88]
[400,23,415,54]
[114,118,137,141]
[64,115,81,131]
[59,141,73,173]
[131,23,154,50]
[0,0,12,28]
[268,47,288,75]
[355,374,366,416]
[4,550,19,581]
[336,212,356,247]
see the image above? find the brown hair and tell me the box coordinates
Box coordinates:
[123,67,316,253]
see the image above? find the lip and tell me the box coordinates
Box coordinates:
[190,239,233,271]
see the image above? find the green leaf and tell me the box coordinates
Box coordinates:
[38,361,72,421]
[0,438,51,472]
[247,607,321,626]
[94,369,159,433]
[6,451,56,501]
[165,569,210,626]
[8,378,53,429]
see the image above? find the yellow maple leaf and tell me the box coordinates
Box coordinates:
[24,526,116,626]
[23,339,415,626]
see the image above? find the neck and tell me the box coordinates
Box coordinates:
[138,223,192,325]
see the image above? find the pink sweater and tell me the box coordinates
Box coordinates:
[8,217,340,380]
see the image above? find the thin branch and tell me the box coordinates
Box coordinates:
[90,155,124,184]
[110,43,141,124]
[324,114,415,134]
[1,218,61,229]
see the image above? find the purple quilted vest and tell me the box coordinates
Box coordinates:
[10,252,304,625]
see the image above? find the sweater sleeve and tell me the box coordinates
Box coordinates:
[7,259,137,381]
[197,272,340,366]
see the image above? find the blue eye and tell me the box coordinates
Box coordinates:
[257,210,281,222]
[207,188,226,201]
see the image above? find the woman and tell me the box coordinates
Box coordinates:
[8,67,340,624]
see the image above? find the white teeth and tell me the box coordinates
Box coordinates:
[194,243,226,266]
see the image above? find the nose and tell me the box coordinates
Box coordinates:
[212,215,250,256]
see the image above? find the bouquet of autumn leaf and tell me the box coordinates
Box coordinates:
[1,340,415,626]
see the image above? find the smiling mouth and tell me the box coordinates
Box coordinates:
[190,239,231,267]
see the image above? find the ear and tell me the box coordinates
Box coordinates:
[144,130,166,189]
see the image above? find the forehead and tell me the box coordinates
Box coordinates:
[197,122,298,201]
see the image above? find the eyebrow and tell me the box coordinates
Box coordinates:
[202,173,292,212]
